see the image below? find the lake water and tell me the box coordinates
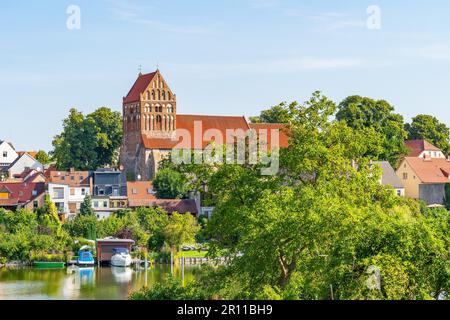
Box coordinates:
[0,265,202,300]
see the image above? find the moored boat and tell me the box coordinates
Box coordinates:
[110,248,132,267]
[77,246,95,266]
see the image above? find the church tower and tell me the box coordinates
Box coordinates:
[121,69,177,180]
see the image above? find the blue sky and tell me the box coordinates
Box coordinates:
[1,0,450,151]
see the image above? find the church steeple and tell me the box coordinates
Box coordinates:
[122,69,177,140]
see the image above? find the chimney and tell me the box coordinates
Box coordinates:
[70,167,75,173]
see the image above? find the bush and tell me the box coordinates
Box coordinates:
[129,277,206,300]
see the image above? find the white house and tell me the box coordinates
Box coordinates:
[0,141,19,180]
[48,183,70,217]
[8,153,43,178]
[47,170,91,218]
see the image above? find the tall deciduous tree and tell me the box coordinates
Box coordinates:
[406,114,450,155]
[336,95,408,166]
[200,92,448,300]
[153,168,189,199]
[249,102,297,124]
[51,107,122,170]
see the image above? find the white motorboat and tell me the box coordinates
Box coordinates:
[110,248,132,267]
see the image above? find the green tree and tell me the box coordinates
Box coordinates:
[36,195,61,232]
[35,150,50,165]
[153,168,190,199]
[163,213,200,252]
[51,108,98,170]
[406,114,450,155]
[249,102,297,124]
[51,107,123,170]
[87,107,123,167]
[197,92,449,300]
[79,195,94,216]
[336,95,408,166]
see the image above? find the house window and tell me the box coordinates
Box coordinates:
[403,173,408,180]
[61,176,65,181]
[70,188,75,196]
[93,201,99,208]
[71,176,75,181]
[132,188,138,194]
[33,201,39,209]
[103,201,108,208]
[397,190,402,196]
[147,188,154,194]
[2,151,7,158]
[99,189,105,195]
[79,176,84,180]
[53,188,64,199]
[81,188,86,196]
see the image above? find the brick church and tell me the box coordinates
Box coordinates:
[120,70,288,180]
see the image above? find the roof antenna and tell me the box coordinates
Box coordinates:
[138,65,143,76]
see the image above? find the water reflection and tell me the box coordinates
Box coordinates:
[0,265,201,300]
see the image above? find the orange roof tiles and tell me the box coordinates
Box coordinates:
[48,170,90,187]
[403,157,450,184]
[123,72,157,104]
[142,114,250,149]
[127,181,157,200]
[249,123,290,149]
[405,140,441,157]
[128,198,198,214]
[141,116,290,150]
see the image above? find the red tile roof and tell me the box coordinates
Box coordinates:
[48,170,90,187]
[249,123,290,149]
[128,198,198,214]
[17,151,38,159]
[142,114,250,149]
[127,181,157,200]
[123,72,157,104]
[0,182,46,207]
[403,157,450,184]
[405,140,441,157]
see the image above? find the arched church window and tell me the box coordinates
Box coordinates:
[156,115,162,131]
[151,90,155,100]
[157,89,161,100]
[162,91,166,100]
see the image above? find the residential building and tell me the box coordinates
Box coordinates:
[92,169,127,219]
[396,154,450,205]
[120,70,289,181]
[128,198,198,215]
[0,141,18,180]
[405,140,446,159]
[48,169,91,218]
[0,140,18,167]
[127,181,156,202]
[48,183,70,217]
[0,181,46,211]
[8,153,43,179]
[372,161,405,197]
